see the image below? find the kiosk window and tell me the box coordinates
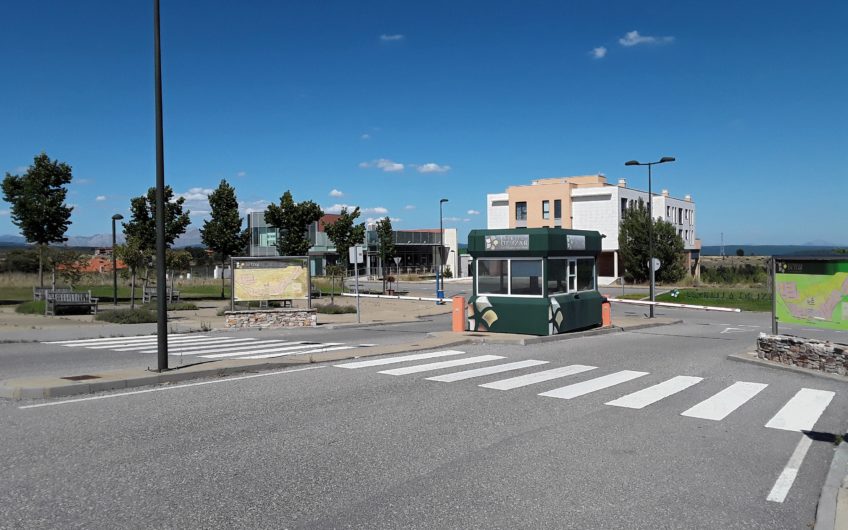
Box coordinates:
[510,259,543,295]
[547,258,595,294]
[576,258,595,291]
[477,259,509,295]
[547,259,568,295]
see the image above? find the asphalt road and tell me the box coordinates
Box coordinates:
[2,309,846,528]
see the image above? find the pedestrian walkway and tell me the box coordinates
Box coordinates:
[43,335,376,361]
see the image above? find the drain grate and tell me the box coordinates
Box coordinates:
[61,374,101,381]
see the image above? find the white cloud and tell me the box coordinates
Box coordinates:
[380,34,404,42]
[178,187,214,201]
[619,30,674,47]
[329,189,344,197]
[360,133,371,140]
[76,178,93,185]
[323,204,388,216]
[591,46,607,59]
[404,204,416,210]
[324,203,352,214]
[443,216,470,222]
[236,171,247,178]
[240,199,270,215]
[467,209,480,215]
[0,209,9,216]
[362,206,389,215]
[189,210,210,217]
[359,158,404,172]
[366,217,402,224]
[95,195,107,202]
[414,162,451,174]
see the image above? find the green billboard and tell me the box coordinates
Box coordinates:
[774,258,848,331]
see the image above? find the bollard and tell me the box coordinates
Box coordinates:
[452,296,467,332]
[602,300,612,327]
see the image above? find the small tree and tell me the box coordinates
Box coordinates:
[375,217,395,293]
[201,179,249,298]
[264,190,323,256]
[166,249,192,299]
[325,263,346,304]
[50,249,90,290]
[618,198,685,283]
[736,248,745,257]
[324,207,366,271]
[115,239,147,309]
[1,153,74,287]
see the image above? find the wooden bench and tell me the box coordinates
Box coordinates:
[142,286,181,303]
[33,287,73,301]
[45,291,99,316]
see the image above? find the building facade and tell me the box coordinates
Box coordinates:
[487,175,699,284]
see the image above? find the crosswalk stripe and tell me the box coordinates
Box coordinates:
[539,370,649,400]
[44,334,168,344]
[606,376,703,409]
[199,343,343,359]
[55,335,213,348]
[425,360,550,383]
[237,345,355,359]
[139,339,297,355]
[334,350,467,369]
[765,388,835,432]
[378,355,505,376]
[680,381,768,421]
[479,365,597,391]
[767,435,814,503]
[110,337,247,351]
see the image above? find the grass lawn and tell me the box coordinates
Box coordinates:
[655,288,771,312]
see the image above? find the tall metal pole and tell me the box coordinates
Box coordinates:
[439,200,444,293]
[647,163,655,318]
[112,217,118,306]
[771,256,778,335]
[153,0,168,371]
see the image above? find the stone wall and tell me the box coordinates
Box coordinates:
[225,308,317,329]
[757,333,848,375]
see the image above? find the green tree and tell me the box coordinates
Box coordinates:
[375,216,396,293]
[324,207,366,269]
[50,248,90,290]
[736,248,745,257]
[115,239,148,308]
[1,153,74,287]
[0,249,40,273]
[264,190,323,256]
[618,198,686,283]
[325,263,346,304]
[200,179,249,297]
[165,249,192,299]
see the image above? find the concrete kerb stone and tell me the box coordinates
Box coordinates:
[815,442,848,530]
[728,351,848,383]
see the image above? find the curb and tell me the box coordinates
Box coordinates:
[816,442,848,530]
[727,352,848,383]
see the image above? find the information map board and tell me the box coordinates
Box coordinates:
[231,257,309,302]
[774,258,848,331]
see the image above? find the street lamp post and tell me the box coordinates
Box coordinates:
[438,198,449,302]
[111,214,124,306]
[153,0,168,370]
[624,156,675,318]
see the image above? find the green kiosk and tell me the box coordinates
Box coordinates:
[466,228,605,336]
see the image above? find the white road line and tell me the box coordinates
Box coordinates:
[426,360,550,383]
[17,366,326,410]
[200,343,340,359]
[539,370,649,400]
[334,350,467,369]
[378,355,505,376]
[44,335,167,344]
[765,388,835,432]
[479,365,597,391]
[680,381,768,421]
[767,435,814,503]
[138,340,298,355]
[237,345,355,359]
[55,335,213,348]
[80,336,230,349]
[606,376,703,409]
[111,337,245,351]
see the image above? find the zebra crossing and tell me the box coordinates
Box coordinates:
[43,334,376,361]
[334,350,837,433]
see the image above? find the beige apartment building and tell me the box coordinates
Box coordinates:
[487,174,700,284]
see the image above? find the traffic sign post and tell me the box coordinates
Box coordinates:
[349,245,364,323]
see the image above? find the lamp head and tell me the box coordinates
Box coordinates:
[440,198,449,204]
[624,160,640,166]
[112,214,124,221]
[659,156,676,163]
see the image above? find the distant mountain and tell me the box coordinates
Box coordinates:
[0,234,26,245]
[0,229,205,250]
[701,245,847,257]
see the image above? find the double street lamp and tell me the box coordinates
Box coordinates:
[624,156,675,318]
[111,214,124,306]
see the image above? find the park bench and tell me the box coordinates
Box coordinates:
[45,290,99,316]
[33,287,73,301]
[142,285,181,303]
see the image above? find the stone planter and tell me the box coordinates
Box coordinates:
[225,308,318,329]
[756,333,848,375]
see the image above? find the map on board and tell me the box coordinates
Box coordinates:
[775,266,848,330]
[233,259,308,301]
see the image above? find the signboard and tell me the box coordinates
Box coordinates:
[232,257,309,302]
[566,235,586,251]
[775,258,848,331]
[438,245,450,265]
[485,234,529,251]
[349,246,364,264]
[647,258,661,272]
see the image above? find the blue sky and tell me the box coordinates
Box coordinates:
[1,0,846,245]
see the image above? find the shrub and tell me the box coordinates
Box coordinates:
[142,301,198,311]
[95,308,158,324]
[16,300,45,314]
[316,304,357,314]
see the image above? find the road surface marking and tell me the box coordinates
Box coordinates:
[53,335,217,348]
[335,350,467,369]
[606,376,703,409]
[765,388,835,432]
[198,343,340,358]
[238,345,353,359]
[139,341,310,356]
[767,435,814,503]
[479,365,597,391]
[539,371,649,400]
[379,355,505,376]
[18,366,326,409]
[111,337,244,351]
[426,360,550,382]
[680,381,767,421]
[44,334,186,345]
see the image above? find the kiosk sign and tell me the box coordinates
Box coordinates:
[485,234,529,251]
[774,258,848,331]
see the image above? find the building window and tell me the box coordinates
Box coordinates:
[620,198,628,218]
[542,200,550,220]
[510,259,543,295]
[477,259,509,295]
[515,202,527,221]
[667,206,671,218]
[554,199,562,219]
